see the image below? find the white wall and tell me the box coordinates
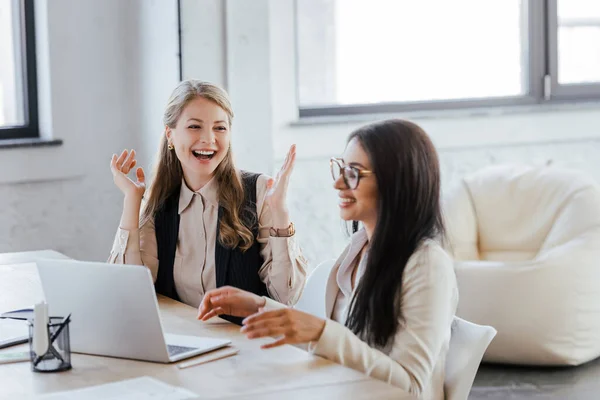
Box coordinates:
[135,0,180,172]
[181,0,275,175]
[0,0,179,260]
[181,0,600,265]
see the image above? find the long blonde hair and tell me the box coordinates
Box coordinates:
[140,80,255,251]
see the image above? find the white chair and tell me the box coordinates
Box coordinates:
[444,317,497,400]
[294,259,336,318]
[444,164,600,365]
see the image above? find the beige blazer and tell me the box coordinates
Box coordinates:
[265,230,458,400]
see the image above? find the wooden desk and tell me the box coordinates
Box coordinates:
[0,257,412,399]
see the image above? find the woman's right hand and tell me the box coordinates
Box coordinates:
[197,286,266,321]
[110,149,146,200]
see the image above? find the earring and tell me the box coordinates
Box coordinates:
[168,143,174,150]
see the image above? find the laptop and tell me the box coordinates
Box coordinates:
[36,259,231,363]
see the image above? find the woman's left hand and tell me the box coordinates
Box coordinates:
[241,308,326,349]
[264,144,296,214]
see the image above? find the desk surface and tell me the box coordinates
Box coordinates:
[0,252,411,399]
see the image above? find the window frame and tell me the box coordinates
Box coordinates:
[296,0,600,118]
[0,0,39,140]
[546,0,600,100]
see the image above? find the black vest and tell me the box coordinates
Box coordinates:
[153,172,269,325]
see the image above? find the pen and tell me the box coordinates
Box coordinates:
[49,314,71,343]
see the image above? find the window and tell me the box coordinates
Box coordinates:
[296,0,600,117]
[547,0,600,99]
[556,0,600,84]
[0,0,38,140]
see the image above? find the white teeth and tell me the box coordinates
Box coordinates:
[339,198,355,203]
[192,150,215,156]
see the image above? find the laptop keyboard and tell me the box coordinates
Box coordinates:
[167,344,197,357]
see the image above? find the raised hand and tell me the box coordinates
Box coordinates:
[264,144,296,213]
[110,149,146,200]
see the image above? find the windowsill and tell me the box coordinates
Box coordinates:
[291,99,600,126]
[0,137,63,150]
[0,136,84,185]
[274,98,600,159]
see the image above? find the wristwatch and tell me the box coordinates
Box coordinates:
[269,222,295,237]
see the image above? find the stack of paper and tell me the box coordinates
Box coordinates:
[0,319,29,347]
[37,376,198,400]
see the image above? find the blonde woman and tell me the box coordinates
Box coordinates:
[108,80,307,324]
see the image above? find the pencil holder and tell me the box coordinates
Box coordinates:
[28,316,72,372]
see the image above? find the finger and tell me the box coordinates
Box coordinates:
[136,168,145,184]
[197,292,216,318]
[200,310,216,321]
[110,154,118,174]
[288,146,296,169]
[128,159,137,171]
[242,309,285,325]
[280,145,297,177]
[280,154,296,183]
[286,145,296,168]
[197,305,213,320]
[282,147,292,170]
[210,295,236,308]
[245,325,289,340]
[121,150,136,173]
[200,308,223,321]
[200,308,225,321]
[240,316,286,333]
[261,337,289,349]
[198,290,220,317]
[197,299,219,320]
[287,144,296,160]
[116,150,129,169]
[285,144,296,166]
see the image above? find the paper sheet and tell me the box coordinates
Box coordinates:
[0,319,29,341]
[38,376,198,400]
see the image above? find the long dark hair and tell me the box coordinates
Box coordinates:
[344,119,445,348]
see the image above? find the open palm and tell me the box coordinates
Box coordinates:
[110,149,146,199]
[265,144,296,212]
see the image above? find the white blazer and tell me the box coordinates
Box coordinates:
[265,229,459,400]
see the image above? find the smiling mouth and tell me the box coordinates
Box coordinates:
[339,197,356,205]
[192,150,216,160]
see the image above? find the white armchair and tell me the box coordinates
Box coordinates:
[444,164,600,365]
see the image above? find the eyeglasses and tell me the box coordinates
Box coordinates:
[330,157,374,190]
